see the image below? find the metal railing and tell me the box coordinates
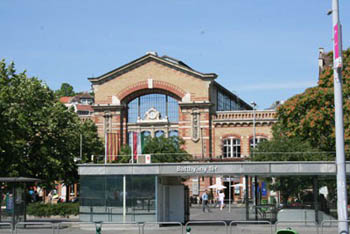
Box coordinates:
[229,220,273,234]
[56,221,141,234]
[320,220,350,234]
[7,219,350,234]
[275,220,319,234]
[0,222,13,234]
[15,222,55,234]
[185,221,228,234]
[143,222,183,234]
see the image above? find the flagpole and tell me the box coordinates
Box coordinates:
[131,132,134,164]
[104,132,107,164]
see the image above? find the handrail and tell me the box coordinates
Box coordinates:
[185,220,227,234]
[0,222,13,234]
[15,222,55,234]
[320,219,350,234]
[229,220,273,234]
[142,221,183,234]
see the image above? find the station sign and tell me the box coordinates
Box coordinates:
[176,165,218,174]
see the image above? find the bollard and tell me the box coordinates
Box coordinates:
[186,226,191,234]
[95,221,102,234]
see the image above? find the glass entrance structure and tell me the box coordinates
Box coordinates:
[80,175,156,222]
[0,177,40,230]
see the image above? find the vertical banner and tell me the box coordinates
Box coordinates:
[129,132,144,163]
[333,23,343,68]
[133,132,138,161]
[106,133,118,162]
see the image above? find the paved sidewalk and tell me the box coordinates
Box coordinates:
[0,205,340,234]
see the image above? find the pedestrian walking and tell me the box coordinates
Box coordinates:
[202,190,211,212]
[219,191,225,210]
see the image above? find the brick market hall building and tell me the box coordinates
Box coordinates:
[88,52,277,201]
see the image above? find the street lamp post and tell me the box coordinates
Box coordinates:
[251,102,257,150]
[330,1,348,233]
[251,101,258,220]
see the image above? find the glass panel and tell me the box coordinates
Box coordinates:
[222,138,241,158]
[80,175,156,222]
[128,99,138,123]
[169,130,178,137]
[233,139,241,157]
[140,94,166,119]
[167,96,179,122]
[126,176,156,222]
[128,94,179,123]
[106,176,123,207]
[217,92,224,111]
[250,137,268,147]
[230,99,238,110]
[142,131,151,137]
[155,130,164,137]
[223,139,230,158]
[224,95,230,110]
[80,176,106,207]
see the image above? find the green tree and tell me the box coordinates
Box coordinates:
[115,136,191,163]
[275,48,350,155]
[143,136,191,162]
[0,60,103,188]
[55,82,75,98]
[252,137,324,205]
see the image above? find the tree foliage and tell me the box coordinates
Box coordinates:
[252,49,350,204]
[55,82,75,98]
[0,60,103,187]
[115,136,191,163]
[252,137,322,204]
[143,136,191,162]
[275,48,350,154]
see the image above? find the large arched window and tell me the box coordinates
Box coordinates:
[222,138,241,158]
[127,94,179,123]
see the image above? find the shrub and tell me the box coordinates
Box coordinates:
[27,203,79,217]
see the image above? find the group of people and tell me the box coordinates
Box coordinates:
[201,189,225,212]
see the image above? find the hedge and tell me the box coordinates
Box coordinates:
[27,203,79,217]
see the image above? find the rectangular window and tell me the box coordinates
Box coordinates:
[223,138,241,158]
[217,92,224,111]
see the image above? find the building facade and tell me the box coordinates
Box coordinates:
[88,52,277,196]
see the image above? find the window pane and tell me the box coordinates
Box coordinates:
[128,99,138,123]
[80,176,106,207]
[155,130,164,137]
[222,138,241,158]
[169,130,178,137]
[126,176,156,221]
[128,94,179,123]
[168,96,179,122]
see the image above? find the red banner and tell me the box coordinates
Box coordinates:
[106,133,118,162]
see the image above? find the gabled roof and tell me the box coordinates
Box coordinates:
[88,53,217,85]
[71,93,94,103]
[76,104,93,112]
[59,96,73,104]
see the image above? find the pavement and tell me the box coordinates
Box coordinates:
[0,205,340,234]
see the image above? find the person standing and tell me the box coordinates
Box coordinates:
[219,191,225,211]
[201,190,211,212]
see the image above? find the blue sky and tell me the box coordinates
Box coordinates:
[1,0,350,109]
